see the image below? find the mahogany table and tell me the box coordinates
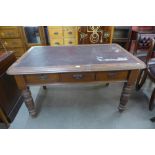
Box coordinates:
[7,44,145,117]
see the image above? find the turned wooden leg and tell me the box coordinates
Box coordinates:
[43,86,47,90]
[149,88,155,111]
[118,82,133,112]
[118,70,139,112]
[22,88,36,117]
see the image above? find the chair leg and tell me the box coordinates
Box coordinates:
[43,86,47,90]
[0,108,10,128]
[149,88,155,111]
[136,70,147,90]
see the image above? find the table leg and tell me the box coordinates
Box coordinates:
[118,70,139,112]
[22,88,36,117]
[118,82,133,112]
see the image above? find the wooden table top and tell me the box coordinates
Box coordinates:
[7,44,146,75]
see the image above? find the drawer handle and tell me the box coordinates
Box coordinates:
[39,74,48,80]
[73,74,83,80]
[69,41,72,44]
[54,32,59,35]
[55,42,60,45]
[68,31,72,35]
[107,72,117,78]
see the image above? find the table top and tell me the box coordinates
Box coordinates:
[7,44,146,75]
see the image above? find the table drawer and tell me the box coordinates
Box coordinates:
[96,71,128,81]
[25,74,59,84]
[64,38,76,45]
[61,72,95,82]
[0,29,20,38]
[0,39,23,48]
[64,28,76,38]
[50,38,63,46]
[48,28,63,38]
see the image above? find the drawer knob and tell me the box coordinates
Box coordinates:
[54,32,59,35]
[68,31,72,34]
[55,42,60,45]
[69,41,72,44]
[73,74,83,80]
[39,74,48,80]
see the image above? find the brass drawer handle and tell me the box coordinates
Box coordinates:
[73,74,83,80]
[55,42,60,45]
[39,74,48,80]
[68,31,72,35]
[107,72,117,78]
[69,41,72,44]
[54,32,59,35]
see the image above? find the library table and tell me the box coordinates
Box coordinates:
[7,44,146,117]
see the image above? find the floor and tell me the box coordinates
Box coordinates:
[6,79,155,129]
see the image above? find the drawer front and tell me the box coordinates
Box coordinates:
[48,28,63,38]
[25,74,59,84]
[96,71,128,81]
[64,28,76,38]
[0,39,23,48]
[64,38,76,45]
[50,38,63,46]
[61,72,95,82]
[0,29,20,38]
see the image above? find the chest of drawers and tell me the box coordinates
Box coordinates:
[48,26,78,46]
[0,27,26,58]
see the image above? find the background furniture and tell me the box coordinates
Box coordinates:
[7,44,145,117]
[22,26,47,49]
[47,26,78,46]
[0,51,23,127]
[129,33,155,90]
[112,26,131,49]
[0,26,26,59]
[78,26,114,44]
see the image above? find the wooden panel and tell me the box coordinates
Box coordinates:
[50,38,63,46]
[96,71,128,81]
[25,74,59,84]
[48,28,63,38]
[78,26,114,44]
[0,52,23,122]
[0,39,23,48]
[64,38,76,45]
[61,72,95,82]
[0,29,20,38]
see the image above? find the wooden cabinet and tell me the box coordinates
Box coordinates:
[48,26,78,46]
[0,27,26,58]
[22,26,47,49]
[112,26,131,49]
[0,52,23,127]
[78,26,114,44]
